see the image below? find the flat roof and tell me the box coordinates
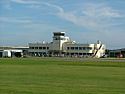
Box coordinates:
[53,32,65,34]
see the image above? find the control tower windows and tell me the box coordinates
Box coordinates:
[53,32,65,36]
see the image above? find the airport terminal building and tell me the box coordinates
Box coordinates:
[28,32,106,58]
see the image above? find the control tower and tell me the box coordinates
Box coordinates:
[51,32,70,56]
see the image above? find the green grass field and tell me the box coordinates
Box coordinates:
[0,57,125,94]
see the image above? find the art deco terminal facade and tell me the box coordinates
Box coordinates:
[28,32,106,58]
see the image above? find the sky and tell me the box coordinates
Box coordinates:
[0,0,125,49]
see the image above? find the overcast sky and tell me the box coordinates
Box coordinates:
[0,0,125,49]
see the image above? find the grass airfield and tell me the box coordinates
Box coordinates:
[0,57,125,94]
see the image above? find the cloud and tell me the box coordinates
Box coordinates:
[10,0,63,14]
[18,1,64,13]
[40,2,64,13]
[55,3,124,31]
[57,12,99,29]
[1,0,39,10]
[0,17,32,24]
[10,0,38,4]
[82,4,123,18]
[26,2,123,31]
[2,1,124,32]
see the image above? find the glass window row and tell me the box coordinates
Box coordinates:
[67,47,92,50]
[30,47,49,50]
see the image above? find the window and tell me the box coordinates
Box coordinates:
[53,37,58,40]
[75,47,78,50]
[79,53,82,55]
[39,47,42,49]
[47,47,49,49]
[35,47,38,49]
[54,33,65,36]
[30,47,34,49]
[60,38,65,40]
[79,47,82,50]
[43,47,46,49]
[67,47,69,50]
[66,53,69,55]
[71,47,74,50]
[82,47,86,50]
[86,47,92,50]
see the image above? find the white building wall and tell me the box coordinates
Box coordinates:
[2,50,11,57]
[93,41,106,58]
[95,44,106,58]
